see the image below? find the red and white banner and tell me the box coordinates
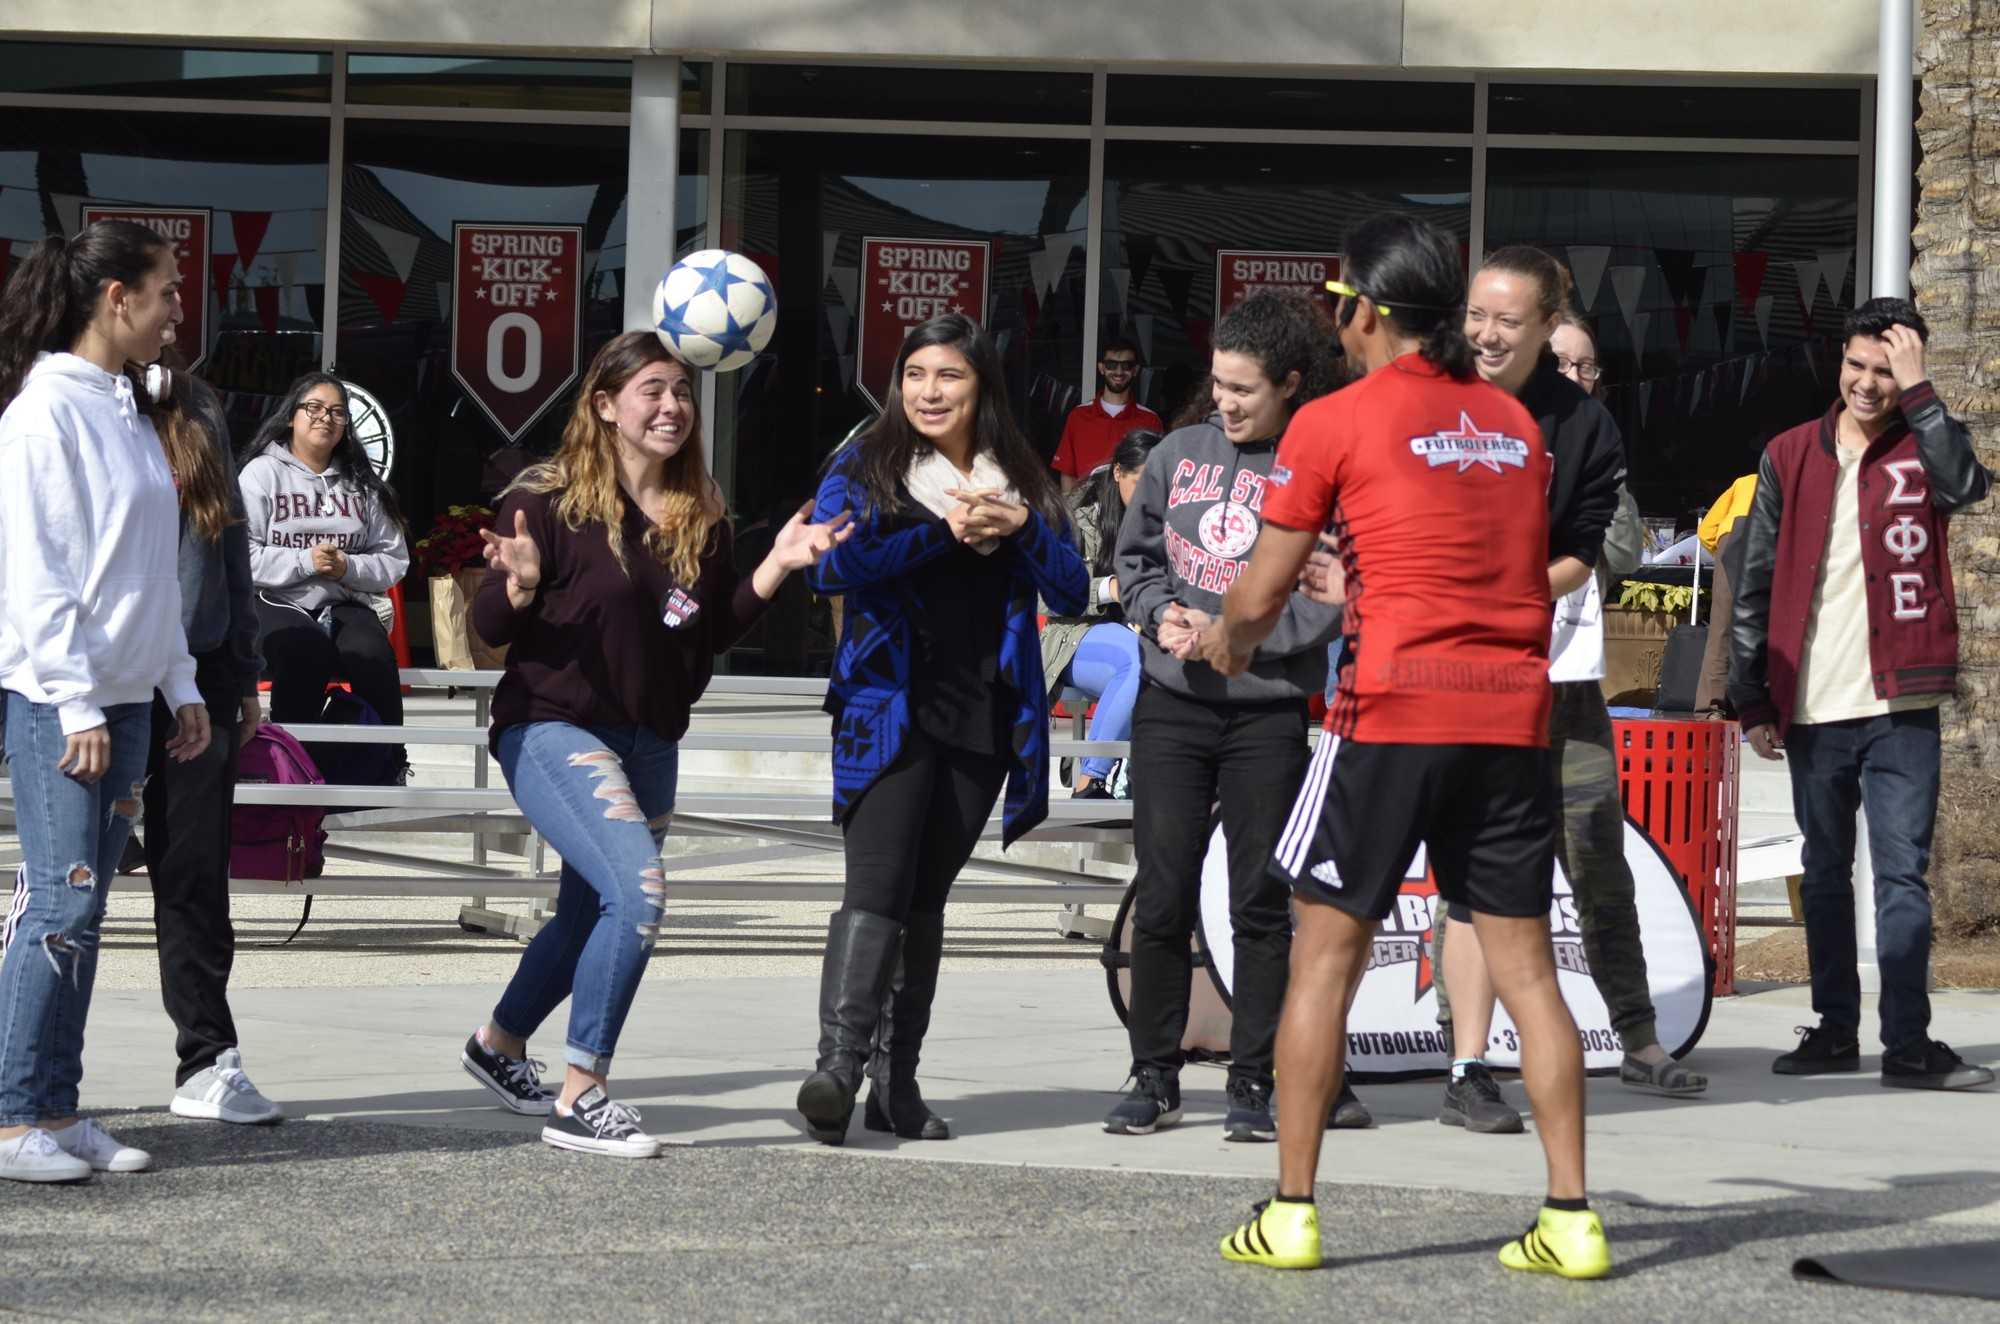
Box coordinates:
[1213,249,1342,321]
[856,237,991,410]
[85,206,211,369]
[451,222,583,442]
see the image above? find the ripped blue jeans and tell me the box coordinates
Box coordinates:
[490,721,678,1074]
[0,695,151,1125]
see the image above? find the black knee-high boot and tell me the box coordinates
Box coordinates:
[864,910,950,1140]
[797,909,903,1146]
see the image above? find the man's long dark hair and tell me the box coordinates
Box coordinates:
[240,371,406,533]
[1341,213,1478,380]
[843,314,1066,531]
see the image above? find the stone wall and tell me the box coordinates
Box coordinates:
[1915,0,2000,934]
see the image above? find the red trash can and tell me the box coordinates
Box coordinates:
[1611,718,1740,996]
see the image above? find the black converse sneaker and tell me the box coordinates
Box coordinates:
[461,1032,555,1116]
[542,1085,661,1158]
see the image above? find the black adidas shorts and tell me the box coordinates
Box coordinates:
[1270,737,1556,923]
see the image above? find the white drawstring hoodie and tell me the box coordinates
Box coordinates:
[0,353,203,734]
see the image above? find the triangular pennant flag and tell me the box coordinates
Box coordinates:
[209,253,237,308]
[1657,249,1702,309]
[1699,264,1731,307]
[1734,252,1770,309]
[1126,234,1157,295]
[1609,265,1648,329]
[830,266,858,317]
[252,285,280,335]
[357,215,420,284]
[1711,303,1733,354]
[434,282,451,320]
[821,231,839,281]
[1019,283,1040,338]
[1040,234,1079,296]
[1688,305,1717,354]
[229,211,272,272]
[1567,246,1611,312]
[1791,258,1819,332]
[825,303,851,353]
[1133,313,1155,360]
[1111,267,1132,316]
[355,272,407,325]
[837,353,855,391]
[1639,381,1653,429]
[1026,247,1058,303]
[52,193,84,236]
[1801,340,1820,381]
[1673,306,1694,352]
[1753,294,1773,348]
[1688,371,1703,415]
[1629,311,1652,357]
[1816,248,1853,307]
[1160,268,1195,320]
[1741,354,1759,406]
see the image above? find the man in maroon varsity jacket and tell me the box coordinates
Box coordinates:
[1729,297,1995,1091]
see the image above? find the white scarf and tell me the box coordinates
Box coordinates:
[904,448,1019,555]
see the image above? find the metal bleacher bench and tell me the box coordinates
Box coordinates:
[126,668,1134,941]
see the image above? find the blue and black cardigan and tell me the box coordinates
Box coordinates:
[809,454,1089,846]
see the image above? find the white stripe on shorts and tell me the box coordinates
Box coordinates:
[1276,734,1340,877]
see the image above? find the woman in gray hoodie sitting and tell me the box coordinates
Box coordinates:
[239,373,410,779]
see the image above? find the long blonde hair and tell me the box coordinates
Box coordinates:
[509,331,719,584]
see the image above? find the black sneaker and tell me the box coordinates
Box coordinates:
[541,1085,661,1158]
[1881,1039,1996,1091]
[1223,1076,1275,1143]
[1440,1062,1525,1134]
[1328,1078,1374,1130]
[1772,1024,1861,1076]
[461,1032,555,1116]
[1103,1066,1182,1135]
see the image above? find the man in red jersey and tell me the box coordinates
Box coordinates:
[1198,215,1607,1281]
[1052,337,1163,490]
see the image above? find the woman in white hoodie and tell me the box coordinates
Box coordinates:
[238,373,410,779]
[0,219,214,1184]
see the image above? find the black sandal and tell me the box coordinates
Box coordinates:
[1620,1053,1708,1097]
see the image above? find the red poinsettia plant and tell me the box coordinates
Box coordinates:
[414,504,497,576]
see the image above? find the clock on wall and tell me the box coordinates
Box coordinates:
[337,378,396,481]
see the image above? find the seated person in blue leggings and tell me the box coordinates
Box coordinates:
[1040,428,1161,798]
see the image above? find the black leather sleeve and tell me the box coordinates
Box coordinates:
[1902,381,1993,514]
[1725,449,1784,730]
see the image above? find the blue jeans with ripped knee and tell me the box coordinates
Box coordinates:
[0,694,152,1125]
[490,721,678,1074]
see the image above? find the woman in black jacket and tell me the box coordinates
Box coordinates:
[1429,246,1706,1140]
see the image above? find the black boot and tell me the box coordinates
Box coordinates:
[864,910,950,1140]
[797,909,902,1146]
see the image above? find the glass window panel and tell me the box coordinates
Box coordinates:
[0,106,330,417]
[1489,83,1861,142]
[1102,140,1472,422]
[0,40,331,101]
[335,119,652,603]
[724,63,1091,124]
[1487,149,1860,524]
[345,54,630,112]
[1108,75,1474,133]
[715,129,1090,672]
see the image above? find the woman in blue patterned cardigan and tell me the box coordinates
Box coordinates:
[797,315,1088,1146]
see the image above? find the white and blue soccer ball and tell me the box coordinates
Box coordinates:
[652,249,777,372]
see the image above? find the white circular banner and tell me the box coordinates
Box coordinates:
[1196,818,1712,1080]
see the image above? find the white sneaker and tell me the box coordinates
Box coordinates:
[0,1128,92,1183]
[48,1118,150,1173]
[171,1049,284,1124]
[540,1086,662,1159]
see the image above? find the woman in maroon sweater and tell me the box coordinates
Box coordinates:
[457,331,849,1158]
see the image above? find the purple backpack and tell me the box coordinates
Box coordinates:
[232,723,327,883]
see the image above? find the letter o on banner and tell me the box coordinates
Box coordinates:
[488,312,542,395]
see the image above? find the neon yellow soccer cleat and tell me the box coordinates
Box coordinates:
[1497,1206,1612,1280]
[1219,1198,1322,1270]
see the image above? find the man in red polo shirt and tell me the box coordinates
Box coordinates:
[1052,337,1163,490]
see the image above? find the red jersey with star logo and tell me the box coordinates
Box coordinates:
[1262,354,1553,746]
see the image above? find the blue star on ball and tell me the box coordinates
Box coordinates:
[659,260,773,360]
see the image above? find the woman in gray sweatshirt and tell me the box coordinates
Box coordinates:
[238,372,410,779]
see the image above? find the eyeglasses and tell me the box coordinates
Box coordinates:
[1099,358,1139,372]
[1324,279,1396,326]
[1555,355,1603,383]
[297,400,350,424]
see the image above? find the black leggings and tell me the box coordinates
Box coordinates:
[841,728,1007,922]
[254,596,405,760]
